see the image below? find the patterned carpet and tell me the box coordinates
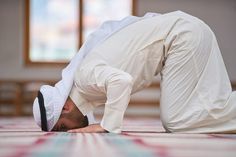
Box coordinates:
[0,117,236,157]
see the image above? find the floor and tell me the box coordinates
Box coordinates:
[0,117,236,157]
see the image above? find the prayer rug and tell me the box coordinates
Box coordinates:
[0,117,236,157]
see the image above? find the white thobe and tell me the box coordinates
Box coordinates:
[70,11,236,133]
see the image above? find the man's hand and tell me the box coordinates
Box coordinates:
[67,124,108,133]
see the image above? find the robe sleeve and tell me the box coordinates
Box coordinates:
[93,65,133,133]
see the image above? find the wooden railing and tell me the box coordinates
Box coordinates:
[0,80,56,116]
[0,80,235,116]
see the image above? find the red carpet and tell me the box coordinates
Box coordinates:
[0,117,236,157]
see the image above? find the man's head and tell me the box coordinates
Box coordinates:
[52,98,88,131]
[33,85,93,132]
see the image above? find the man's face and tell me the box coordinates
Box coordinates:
[52,98,88,131]
[52,115,81,132]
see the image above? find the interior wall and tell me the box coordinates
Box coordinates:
[0,0,62,80]
[0,0,235,81]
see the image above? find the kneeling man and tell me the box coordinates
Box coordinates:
[33,11,236,133]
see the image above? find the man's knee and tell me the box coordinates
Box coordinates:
[161,117,172,132]
[161,114,183,133]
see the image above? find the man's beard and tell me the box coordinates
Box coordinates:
[67,106,88,128]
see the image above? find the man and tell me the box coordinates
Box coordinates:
[33,11,236,133]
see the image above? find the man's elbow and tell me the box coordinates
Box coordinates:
[120,74,133,86]
[110,73,133,87]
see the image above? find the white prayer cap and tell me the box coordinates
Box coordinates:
[33,85,65,131]
[33,85,96,131]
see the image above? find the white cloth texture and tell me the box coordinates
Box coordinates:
[33,12,160,131]
[70,11,236,133]
[160,11,236,133]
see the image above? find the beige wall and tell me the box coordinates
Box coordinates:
[0,0,236,81]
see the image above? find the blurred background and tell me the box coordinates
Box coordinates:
[0,0,235,118]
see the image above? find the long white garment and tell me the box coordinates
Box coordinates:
[71,11,236,133]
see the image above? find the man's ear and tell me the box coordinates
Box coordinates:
[62,100,71,113]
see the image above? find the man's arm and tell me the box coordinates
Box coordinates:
[100,67,133,133]
[68,65,133,133]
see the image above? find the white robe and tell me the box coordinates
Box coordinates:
[70,11,236,133]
